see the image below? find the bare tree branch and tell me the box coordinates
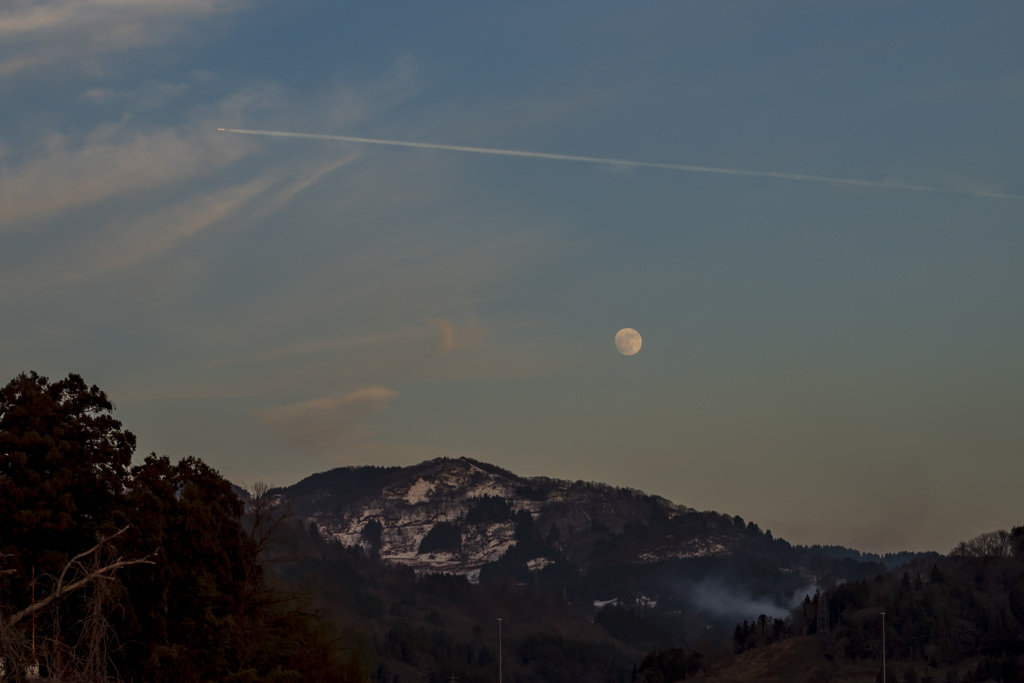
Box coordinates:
[950,529,1014,560]
[53,526,130,589]
[5,527,156,627]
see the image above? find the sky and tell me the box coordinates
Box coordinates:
[2,1,1022,555]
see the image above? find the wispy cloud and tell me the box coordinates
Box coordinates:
[0,69,369,300]
[79,79,192,109]
[0,124,251,229]
[0,156,362,304]
[256,386,401,453]
[424,318,455,352]
[88,178,274,272]
[210,326,432,367]
[0,0,252,77]
[1,47,574,466]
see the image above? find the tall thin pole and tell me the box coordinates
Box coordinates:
[498,617,503,683]
[881,611,886,683]
[31,566,35,658]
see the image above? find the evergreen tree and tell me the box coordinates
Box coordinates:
[0,372,135,602]
[1,372,357,681]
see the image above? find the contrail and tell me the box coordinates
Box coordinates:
[217,128,1023,200]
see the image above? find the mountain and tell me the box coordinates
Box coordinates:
[254,457,1007,682]
[277,457,919,633]
[286,456,712,579]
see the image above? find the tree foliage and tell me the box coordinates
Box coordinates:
[418,522,462,555]
[465,495,513,525]
[0,372,135,602]
[0,372,358,681]
[729,526,1024,681]
[949,530,1017,560]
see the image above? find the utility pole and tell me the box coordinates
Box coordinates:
[31,566,36,660]
[881,611,886,683]
[497,617,503,683]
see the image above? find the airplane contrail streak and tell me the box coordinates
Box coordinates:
[218,128,1022,200]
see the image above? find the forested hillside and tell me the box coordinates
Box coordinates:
[719,529,1024,683]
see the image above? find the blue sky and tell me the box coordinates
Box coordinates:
[2,1,1022,553]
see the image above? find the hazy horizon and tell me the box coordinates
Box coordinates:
[2,1,1022,555]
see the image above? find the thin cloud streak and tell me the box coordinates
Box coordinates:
[0,126,250,228]
[221,128,1024,200]
[0,0,252,78]
[255,386,401,454]
[424,318,455,352]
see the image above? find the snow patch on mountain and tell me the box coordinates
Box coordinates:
[291,457,741,579]
[527,557,553,572]
[639,540,728,562]
[402,478,433,504]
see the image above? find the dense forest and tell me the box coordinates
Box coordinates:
[2,371,1021,682]
[723,533,1024,682]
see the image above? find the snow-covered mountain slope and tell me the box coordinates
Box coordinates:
[272,457,934,630]
[282,457,752,579]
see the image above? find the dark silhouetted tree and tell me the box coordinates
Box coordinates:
[0,372,135,602]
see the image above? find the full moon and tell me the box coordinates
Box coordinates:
[615,328,642,356]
